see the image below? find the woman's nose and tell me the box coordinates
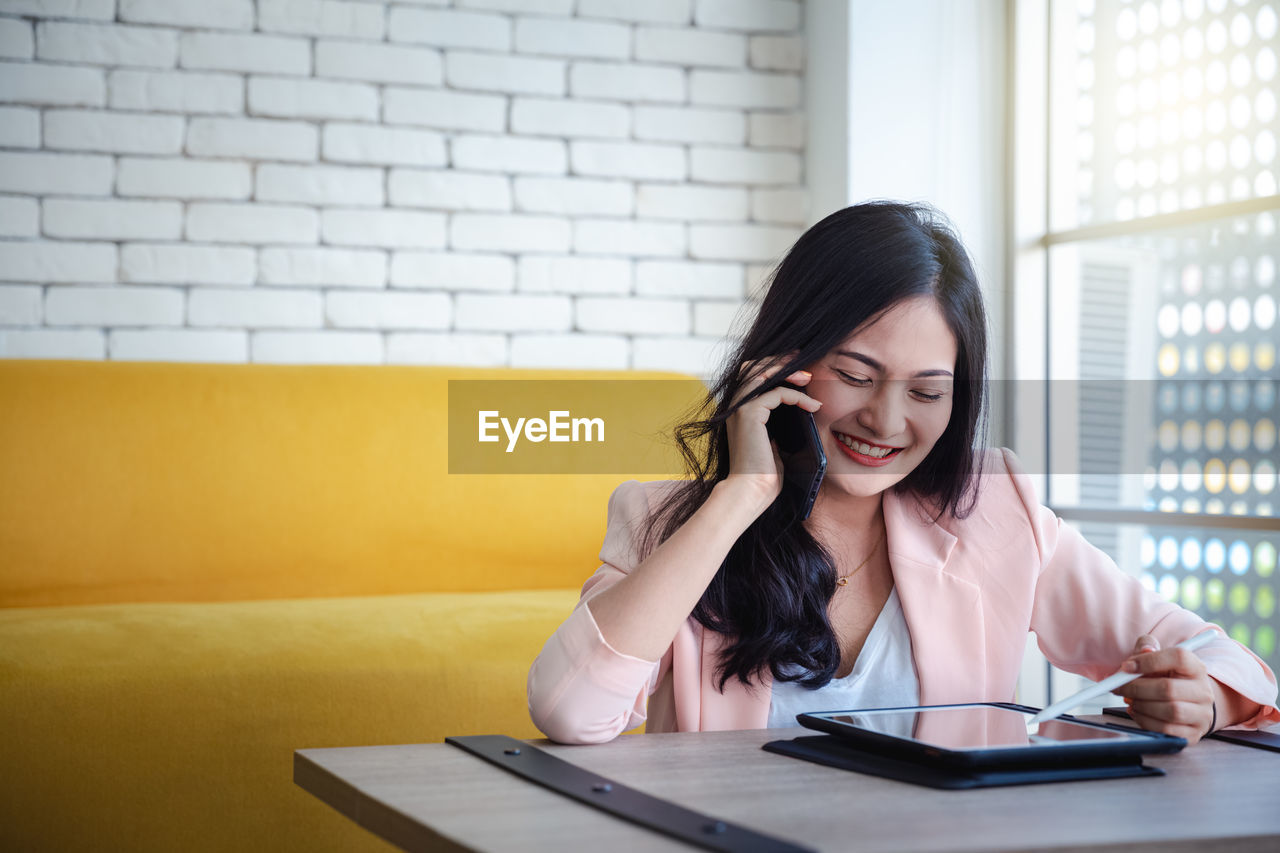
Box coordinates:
[856,384,906,438]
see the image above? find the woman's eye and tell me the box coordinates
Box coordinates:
[835,370,871,386]
[911,390,945,402]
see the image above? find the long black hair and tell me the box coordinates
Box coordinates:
[639,200,989,691]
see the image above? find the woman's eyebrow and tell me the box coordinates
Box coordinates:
[834,350,954,379]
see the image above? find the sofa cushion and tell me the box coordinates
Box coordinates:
[0,360,700,607]
[0,587,582,853]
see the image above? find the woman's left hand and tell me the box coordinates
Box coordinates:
[1111,634,1218,743]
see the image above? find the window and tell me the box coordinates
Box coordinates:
[1012,0,1279,705]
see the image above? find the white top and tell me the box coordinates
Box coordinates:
[767,586,920,728]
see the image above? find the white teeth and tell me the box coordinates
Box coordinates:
[836,433,895,458]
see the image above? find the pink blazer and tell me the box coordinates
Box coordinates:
[528,449,1280,744]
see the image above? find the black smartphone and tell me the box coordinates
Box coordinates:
[765,386,827,520]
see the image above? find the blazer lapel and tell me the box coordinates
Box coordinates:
[884,490,988,705]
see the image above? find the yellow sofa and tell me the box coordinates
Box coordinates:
[0,360,699,852]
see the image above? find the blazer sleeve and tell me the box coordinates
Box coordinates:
[1008,449,1280,730]
[527,480,673,744]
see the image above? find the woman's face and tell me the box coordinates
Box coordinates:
[804,296,959,502]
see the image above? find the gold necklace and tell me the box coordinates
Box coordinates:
[835,528,884,587]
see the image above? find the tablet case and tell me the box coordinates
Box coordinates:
[762,734,1164,789]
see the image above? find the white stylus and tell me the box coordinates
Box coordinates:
[1025,629,1220,726]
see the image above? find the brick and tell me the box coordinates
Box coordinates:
[186,203,318,245]
[252,331,383,364]
[260,247,388,287]
[45,284,184,327]
[689,222,797,261]
[0,107,40,148]
[456,0,572,13]
[577,0,691,24]
[690,146,800,184]
[43,110,184,155]
[746,262,774,300]
[694,299,752,336]
[257,164,385,207]
[578,296,690,335]
[635,27,746,68]
[0,152,111,195]
[694,0,801,32]
[0,240,116,283]
[118,157,253,200]
[0,17,35,59]
[44,199,183,241]
[258,0,384,40]
[451,213,572,254]
[189,288,322,328]
[636,184,749,221]
[569,62,684,103]
[574,219,686,257]
[513,176,632,216]
[0,0,113,19]
[0,195,39,237]
[36,21,178,68]
[446,51,565,96]
[122,243,257,285]
[0,60,104,107]
[454,293,571,332]
[751,187,807,224]
[511,97,629,139]
[635,259,743,298]
[748,111,804,148]
[571,141,685,181]
[690,69,800,108]
[0,329,104,358]
[249,77,379,121]
[634,105,745,144]
[389,251,514,291]
[387,332,506,366]
[326,290,450,329]
[320,208,447,249]
[511,333,628,369]
[323,123,446,167]
[452,135,567,175]
[109,330,248,362]
[180,32,310,75]
[388,169,511,211]
[517,255,631,294]
[188,118,318,162]
[633,334,724,375]
[388,7,511,51]
[0,286,41,324]
[119,0,255,30]
[316,40,443,86]
[109,70,243,114]
[382,87,505,133]
[515,17,629,60]
[749,35,803,71]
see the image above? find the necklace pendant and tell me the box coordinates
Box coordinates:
[836,577,848,586]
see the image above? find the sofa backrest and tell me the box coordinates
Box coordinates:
[0,360,705,608]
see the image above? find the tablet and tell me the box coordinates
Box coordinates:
[797,703,1187,768]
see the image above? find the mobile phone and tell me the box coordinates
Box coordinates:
[765,387,827,520]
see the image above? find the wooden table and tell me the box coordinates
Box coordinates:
[295,721,1280,853]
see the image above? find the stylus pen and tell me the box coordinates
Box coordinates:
[1026,629,1220,726]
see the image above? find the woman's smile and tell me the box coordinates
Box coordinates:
[831,431,902,466]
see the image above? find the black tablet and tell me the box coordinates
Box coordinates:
[797,702,1187,769]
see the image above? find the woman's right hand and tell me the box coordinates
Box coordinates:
[722,356,822,513]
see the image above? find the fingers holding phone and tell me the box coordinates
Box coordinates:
[723,356,823,513]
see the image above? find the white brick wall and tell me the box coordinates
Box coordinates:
[0,0,807,375]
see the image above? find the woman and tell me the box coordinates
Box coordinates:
[527,201,1279,745]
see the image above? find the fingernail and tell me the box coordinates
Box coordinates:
[1122,660,1137,672]
[1139,645,1157,654]
[797,370,812,379]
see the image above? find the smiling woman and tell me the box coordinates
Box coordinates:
[527,201,1280,747]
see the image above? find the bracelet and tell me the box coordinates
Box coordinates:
[1208,700,1217,735]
